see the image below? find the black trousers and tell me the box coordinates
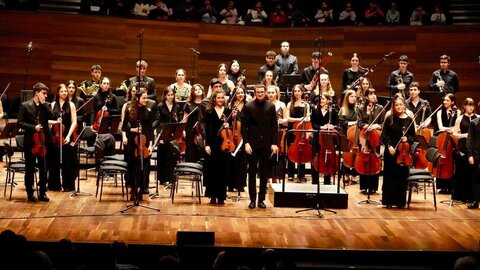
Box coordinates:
[24,144,48,196]
[247,147,271,202]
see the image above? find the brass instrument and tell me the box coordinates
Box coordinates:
[397,77,405,97]
[78,81,99,97]
[116,80,129,95]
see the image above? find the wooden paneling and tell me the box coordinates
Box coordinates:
[1,11,480,104]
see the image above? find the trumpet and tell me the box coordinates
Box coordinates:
[397,77,405,97]
[436,77,445,92]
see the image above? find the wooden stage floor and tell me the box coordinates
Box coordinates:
[0,165,479,252]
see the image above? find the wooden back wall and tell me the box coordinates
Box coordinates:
[1,11,479,105]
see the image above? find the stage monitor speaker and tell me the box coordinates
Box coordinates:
[176,231,215,246]
[21,90,33,102]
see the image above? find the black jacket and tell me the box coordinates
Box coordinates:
[18,100,55,146]
[241,99,278,150]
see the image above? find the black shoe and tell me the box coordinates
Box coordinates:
[438,188,451,194]
[386,205,393,209]
[248,201,256,209]
[238,187,245,192]
[27,195,37,202]
[258,201,266,209]
[142,188,150,194]
[39,194,50,202]
[468,201,479,209]
[218,200,225,205]
[227,188,235,192]
[210,197,216,204]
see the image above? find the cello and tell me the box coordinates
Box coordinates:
[287,110,313,164]
[413,101,431,169]
[313,102,339,174]
[342,104,361,170]
[434,106,458,179]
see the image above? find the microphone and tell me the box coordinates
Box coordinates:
[385,52,395,58]
[136,29,144,38]
[27,41,33,52]
[327,52,333,57]
[190,48,200,55]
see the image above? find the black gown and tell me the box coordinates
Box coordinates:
[287,106,307,180]
[156,102,181,185]
[48,101,77,192]
[436,108,458,191]
[204,107,232,201]
[381,114,416,207]
[229,106,247,191]
[453,114,477,202]
[183,101,206,163]
[121,105,154,196]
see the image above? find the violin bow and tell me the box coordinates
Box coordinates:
[394,101,428,149]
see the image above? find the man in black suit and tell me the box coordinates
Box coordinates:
[127,60,157,101]
[242,84,278,209]
[18,82,56,202]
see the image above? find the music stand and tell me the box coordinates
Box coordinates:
[296,130,338,218]
[0,122,18,146]
[150,122,186,199]
[282,74,301,102]
[70,127,92,197]
[97,115,121,135]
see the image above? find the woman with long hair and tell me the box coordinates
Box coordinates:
[267,85,287,182]
[285,84,310,182]
[310,73,335,107]
[170,68,192,102]
[381,95,416,208]
[47,84,78,192]
[121,89,154,201]
[338,89,359,184]
[182,83,206,162]
[66,80,86,128]
[204,89,232,204]
[228,86,248,192]
[207,63,235,99]
[156,87,181,187]
[262,70,276,89]
[452,98,478,202]
[227,59,242,83]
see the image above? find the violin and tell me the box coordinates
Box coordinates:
[32,117,46,157]
[287,109,313,164]
[220,112,235,152]
[396,126,413,166]
[354,102,384,175]
[92,95,110,131]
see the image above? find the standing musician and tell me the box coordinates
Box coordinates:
[301,51,329,96]
[466,101,480,209]
[182,83,206,163]
[311,93,338,185]
[204,89,232,205]
[381,94,416,209]
[242,84,278,209]
[387,55,415,98]
[285,84,310,182]
[429,54,459,94]
[47,84,78,192]
[121,89,154,201]
[228,86,247,192]
[275,41,299,93]
[257,51,280,83]
[155,87,182,188]
[227,59,243,84]
[207,63,235,99]
[92,77,120,121]
[78,64,102,100]
[267,85,288,182]
[66,80,87,128]
[126,60,157,100]
[338,89,359,184]
[452,98,477,203]
[18,82,56,202]
[406,82,432,129]
[356,88,384,193]
[342,53,367,91]
[170,68,192,103]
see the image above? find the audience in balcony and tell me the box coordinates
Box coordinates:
[410,5,427,25]
[132,0,156,17]
[385,1,400,25]
[149,0,172,21]
[270,3,287,26]
[431,4,447,25]
[314,1,334,25]
[220,1,242,25]
[338,2,357,25]
[199,0,218,24]
[286,1,309,26]
[246,1,268,25]
[364,1,385,25]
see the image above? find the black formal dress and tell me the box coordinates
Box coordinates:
[241,99,278,203]
[48,101,77,191]
[183,101,206,163]
[204,107,232,202]
[229,106,247,192]
[453,114,477,202]
[381,114,416,208]
[121,104,154,198]
[18,100,56,199]
[287,106,308,180]
[467,117,480,204]
[435,108,458,191]
[156,102,181,185]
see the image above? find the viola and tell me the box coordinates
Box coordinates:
[52,123,65,146]
[134,133,150,158]
[92,95,110,131]
[220,127,235,152]
[395,124,413,166]
[287,118,313,164]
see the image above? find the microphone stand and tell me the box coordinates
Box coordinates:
[59,110,64,190]
[70,126,92,197]
[23,44,33,102]
[119,122,160,213]
[190,48,199,84]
